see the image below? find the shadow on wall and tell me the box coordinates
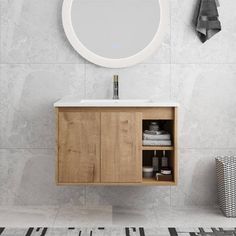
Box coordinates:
[15,149,85,206]
[189,159,217,206]
[3,65,83,149]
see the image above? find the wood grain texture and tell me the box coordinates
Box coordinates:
[142,146,174,151]
[56,181,176,186]
[173,107,178,184]
[58,111,101,183]
[101,112,142,183]
[58,107,174,120]
[56,107,178,186]
[55,108,59,184]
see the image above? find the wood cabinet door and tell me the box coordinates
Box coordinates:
[58,111,100,183]
[101,112,142,183]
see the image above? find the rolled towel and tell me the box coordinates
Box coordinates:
[193,0,221,43]
[144,130,163,135]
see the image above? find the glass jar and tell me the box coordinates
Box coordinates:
[149,122,160,131]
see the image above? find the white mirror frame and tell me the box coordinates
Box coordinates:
[62,0,168,68]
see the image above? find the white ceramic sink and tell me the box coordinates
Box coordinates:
[80,99,149,105]
[54,96,178,107]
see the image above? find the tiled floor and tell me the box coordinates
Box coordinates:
[0,206,235,227]
[1,227,236,236]
[0,227,146,236]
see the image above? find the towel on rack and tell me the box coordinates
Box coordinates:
[193,0,221,43]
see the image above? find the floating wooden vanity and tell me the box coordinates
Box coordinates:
[54,98,178,186]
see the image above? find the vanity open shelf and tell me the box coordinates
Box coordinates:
[142,149,176,184]
[141,118,177,185]
[142,146,174,150]
[54,99,178,186]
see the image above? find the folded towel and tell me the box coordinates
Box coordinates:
[193,0,221,43]
[143,140,172,146]
[144,130,163,135]
[143,133,171,140]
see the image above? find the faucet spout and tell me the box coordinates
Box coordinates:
[113,75,119,99]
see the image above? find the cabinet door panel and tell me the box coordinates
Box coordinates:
[101,112,142,183]
[58,111,100,183]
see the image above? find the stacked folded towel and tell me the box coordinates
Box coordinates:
[142,130,171,146]
[143,140,172,146]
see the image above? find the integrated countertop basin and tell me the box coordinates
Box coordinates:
[54,96,178,107]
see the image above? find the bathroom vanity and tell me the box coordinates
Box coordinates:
[54,97,178,186]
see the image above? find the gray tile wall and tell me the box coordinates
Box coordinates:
[0,0,236,207]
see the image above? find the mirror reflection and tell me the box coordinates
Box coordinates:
[71,0,161,59]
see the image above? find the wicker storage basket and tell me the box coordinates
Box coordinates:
[216,156,236,217]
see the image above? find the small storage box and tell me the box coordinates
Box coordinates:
[142,166,153,178]
[158,174,173,181]
[216,156,236,217]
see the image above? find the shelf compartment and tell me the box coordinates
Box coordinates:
[142,150,172,162]
[142,150,176,184]
[142,119,175,147]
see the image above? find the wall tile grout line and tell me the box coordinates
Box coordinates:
[84,186,87,207]
[52,207,60,227]
[0,148,55,150]
[170,0,173,207]
[0,63,87,65]
[1,62,236,65]
[169,0,173,102]
[169,0,172,66]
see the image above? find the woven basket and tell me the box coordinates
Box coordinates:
[216,156,236,217]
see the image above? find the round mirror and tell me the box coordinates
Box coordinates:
[62,0,167,68]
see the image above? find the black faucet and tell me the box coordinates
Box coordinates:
[113,75,119,99]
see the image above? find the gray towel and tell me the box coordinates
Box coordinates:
[143,133,171,140]
[143,140,172,146]
[193,0,221,43]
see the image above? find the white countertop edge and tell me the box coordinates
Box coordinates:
[54,101,179,108]
[53,96,179,107]
[54,104,179,107]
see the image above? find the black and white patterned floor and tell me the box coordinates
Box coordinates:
[0,227,235,236]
